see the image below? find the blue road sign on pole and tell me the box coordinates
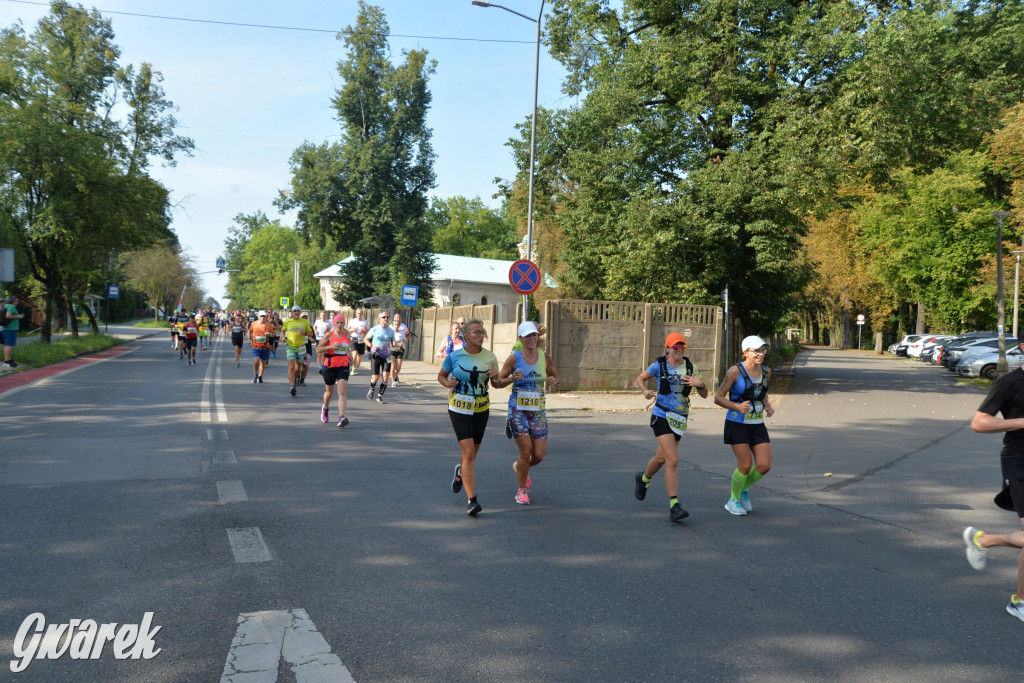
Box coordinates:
[400,285,419,307]
[509,260,541,295]
[107,284,120,299]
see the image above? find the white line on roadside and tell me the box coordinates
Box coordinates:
[219,429,229,440]
[200,350,215,422]
[214,360,228,422]
[207,428,214,440]
[213,450,236,464]
[217,480,247,504]
[221,608,354,682]
[226,527,272,563]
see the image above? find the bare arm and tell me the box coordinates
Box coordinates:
[636,370,655,400]
[713,366,749,413]
[972,411,1024,434]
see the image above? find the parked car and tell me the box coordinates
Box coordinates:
[910,334,955,358]
[894,334,928,357]
[946,337,1000,371]
[938,333,999,367]
[958,346,1024,379]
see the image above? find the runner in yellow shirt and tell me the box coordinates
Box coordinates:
[281,306,315,396]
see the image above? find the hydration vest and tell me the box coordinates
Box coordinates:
[729,363,769,403]
[654,355,694,414]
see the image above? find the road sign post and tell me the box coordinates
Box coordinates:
[856,313,865,350]
[509,260,541,324]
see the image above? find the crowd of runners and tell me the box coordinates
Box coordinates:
[164,305,1024,626]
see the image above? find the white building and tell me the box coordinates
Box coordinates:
[314,253,550,323]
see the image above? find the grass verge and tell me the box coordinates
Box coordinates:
[133,320,170,328]
[9,333,124,368]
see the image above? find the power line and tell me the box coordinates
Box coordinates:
[3,0,535,44]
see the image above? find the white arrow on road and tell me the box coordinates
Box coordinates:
[221,608,354,682]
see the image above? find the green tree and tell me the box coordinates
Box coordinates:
[278,2,436,306]
[232,223,300,310]
[427,196,517,260]
[122,243,195,320]
[0,1,192,340]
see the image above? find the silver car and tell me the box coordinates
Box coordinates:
[958,346,1024,379]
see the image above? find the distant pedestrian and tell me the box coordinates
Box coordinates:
[633,332,708,522]
[964,334,1024,625]
[2,295,25,368]
[714,335,773,516]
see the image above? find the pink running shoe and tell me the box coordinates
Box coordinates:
[321,407,329,423]
[515,488,531,505]
[512,461,532,489]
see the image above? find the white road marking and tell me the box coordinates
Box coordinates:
[221,608,354,682]
[226,527,272,563]
[217,480,247,504]
[219,429,229,440]
[215,361,228,422]
[200,352,215,422]
[207,429,215,440]
[214,450,237,464]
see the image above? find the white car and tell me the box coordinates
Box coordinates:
[958,346,1024,379]
[907,334,955,358]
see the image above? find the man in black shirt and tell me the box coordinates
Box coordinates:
[966,335,1024,624]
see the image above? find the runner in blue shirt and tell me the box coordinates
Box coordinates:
[364,312,396,404]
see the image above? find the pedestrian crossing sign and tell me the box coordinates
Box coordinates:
[280,297,289,308]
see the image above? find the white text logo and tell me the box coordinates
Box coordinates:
[10,612,161,673]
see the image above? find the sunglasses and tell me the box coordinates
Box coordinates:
[670,343,686,350]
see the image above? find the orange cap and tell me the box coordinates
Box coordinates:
[665,332,687,348]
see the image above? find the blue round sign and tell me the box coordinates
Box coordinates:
[508,260,540,295]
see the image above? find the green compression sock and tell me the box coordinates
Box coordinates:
[744,468,764,490]
[730,469,746,499]
[669,497,679,508]
[641,473,652,485]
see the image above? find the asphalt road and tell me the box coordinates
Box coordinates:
[0,337,1021,681]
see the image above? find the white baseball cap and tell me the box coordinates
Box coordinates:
[518,321,539,337]
[258,310,267,317]
[741,335,768,351]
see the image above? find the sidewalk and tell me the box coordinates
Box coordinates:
[0,321,164,375]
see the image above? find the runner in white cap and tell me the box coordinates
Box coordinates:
[714,335,773,516]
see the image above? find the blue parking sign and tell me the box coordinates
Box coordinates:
[107,284,120,299]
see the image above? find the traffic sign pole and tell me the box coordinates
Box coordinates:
[856,314,865,350]
[509,260,541,325]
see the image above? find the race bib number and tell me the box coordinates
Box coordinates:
[744,401,765,425]
[232,325,242,333]
[254,335,267,344]
[333,342,348,354]
[516,390,543,412]
[185,326,197,335]
[665,410,688,436]
[449,393,489,415]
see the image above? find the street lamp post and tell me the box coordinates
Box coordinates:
[994,210,1012,375]
[472,0,544,325]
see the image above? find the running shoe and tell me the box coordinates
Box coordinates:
[299,378,305,387]
[451,464,463,493]
[375,393,384,404]
[392,378,399,386]
[367,388,374,400]
[740,490,753,512]
[515,488,531,505]
[252,376,258,384]
[180,353,184,359]
[257,375,263,384]
[321,407,329,423]
[290,386,297,397]
[1008,595,1024,623]
[634,472,648,501]
[670,503,690,522]
[236,362,240,368]
[963,527,987,570]
[337,416,349,429]
[513,461,532,489]
[724,498,747,516]
[351,368,358,375]
[467,499,482,516]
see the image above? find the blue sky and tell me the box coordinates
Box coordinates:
[0,0,571,301]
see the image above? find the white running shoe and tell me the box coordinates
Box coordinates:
[724,498,747,516]
[963,527,987,570]
[740,490,752,512]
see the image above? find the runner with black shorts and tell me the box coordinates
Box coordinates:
[633,332,708,522]
[439,318,500,516]
[964,335,1024,624]
[390,312,409,385]
[347,309,369,376]
[714,335,773,516]
[181,314,199,365]
[230,314,245,367]
[317,314,353,428]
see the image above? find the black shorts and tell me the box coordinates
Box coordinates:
[650,415,682,442]
[321,365,351,386]
[370,354,392,375]
[353,340,366,354]
[449,409,489,444]
[184,337,197,349]
[390,348,404,358]
[231,334,244,348]
[723,420,770,446]
[999,455,1024,518]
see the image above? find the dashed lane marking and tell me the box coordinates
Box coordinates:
[226,527,272,563]
[217,480,247,504]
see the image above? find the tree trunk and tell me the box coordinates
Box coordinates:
[915,301,926,334]
[81,300,99,333]
[41,291,54,343]
[875,330,884,354]
[64,292,80,338]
